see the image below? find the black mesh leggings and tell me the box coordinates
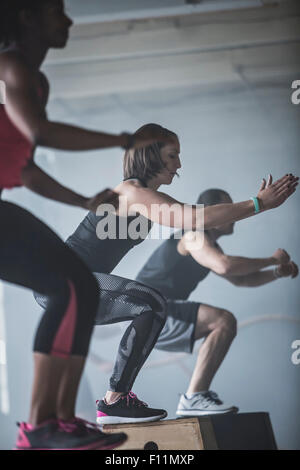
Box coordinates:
[35,272,167,392]
[0,201,99,357]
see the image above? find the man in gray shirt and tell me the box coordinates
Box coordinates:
[136,188,298,417]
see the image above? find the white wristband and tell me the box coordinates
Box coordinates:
[273,267,281,279]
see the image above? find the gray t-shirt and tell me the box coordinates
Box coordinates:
[136,232,216,300]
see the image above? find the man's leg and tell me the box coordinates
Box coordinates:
[187,303,237,394]
[176,303,238,416]
[153,299,238,416]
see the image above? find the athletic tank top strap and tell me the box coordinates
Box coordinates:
[123,176,148,188]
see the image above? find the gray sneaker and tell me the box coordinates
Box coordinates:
[176,391,238,417]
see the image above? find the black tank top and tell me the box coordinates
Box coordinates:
[66,178,152,273]
[136,231,217,300]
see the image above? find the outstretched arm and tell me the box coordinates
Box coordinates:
[122,174,298,230]
[184,234,290,276]
[184,233,298,286]
[1,55,169,152]
[225,261,298,287]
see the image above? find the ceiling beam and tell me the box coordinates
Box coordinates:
[44,16,300,66]
[42,1,300,99]
[71,1,264,26]
[44,43,300,99]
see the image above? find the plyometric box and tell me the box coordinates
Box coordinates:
[103,412,277,450]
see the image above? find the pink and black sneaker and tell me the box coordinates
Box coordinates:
[96,391,167,425]
[15,418,127,450]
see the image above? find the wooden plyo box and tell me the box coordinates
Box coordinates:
[103,413,277,450]
[103,417,217,450]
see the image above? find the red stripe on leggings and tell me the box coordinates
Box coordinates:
[51,281,77,358]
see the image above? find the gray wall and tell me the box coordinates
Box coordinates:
[1,80,299,449]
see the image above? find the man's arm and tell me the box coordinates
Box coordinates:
[185,233,290,276]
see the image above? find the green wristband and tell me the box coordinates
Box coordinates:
[251,197,260,214]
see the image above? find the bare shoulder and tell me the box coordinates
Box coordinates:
[177,236,190,256]
[114,180,150,216]
[0,50,27,70]
[115,179,147,197]
[183,230,210,244]
[181,231,212,254]
[0,50,31,84]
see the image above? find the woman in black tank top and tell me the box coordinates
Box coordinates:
[0,2,172,449]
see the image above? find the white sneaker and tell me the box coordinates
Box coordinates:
[176,391,238,417]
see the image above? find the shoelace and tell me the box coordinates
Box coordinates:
[195,391,223,407]
[206,391,223,405]
[120,391,148,408]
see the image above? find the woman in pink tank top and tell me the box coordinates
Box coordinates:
[0,0,170,451]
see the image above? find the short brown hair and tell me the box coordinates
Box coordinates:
[123,123,178,182]
[197,189,231,206]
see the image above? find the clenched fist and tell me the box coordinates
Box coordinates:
[272,248,290,265]
[276,261,299,279]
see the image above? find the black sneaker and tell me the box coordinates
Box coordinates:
[15,418,127,450]
[96,391,167,424]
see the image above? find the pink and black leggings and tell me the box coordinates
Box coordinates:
[0,200,98,357]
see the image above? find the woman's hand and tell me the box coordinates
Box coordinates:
[257,174,299,210]
[123,127,174,150]
[85,189,119,214]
